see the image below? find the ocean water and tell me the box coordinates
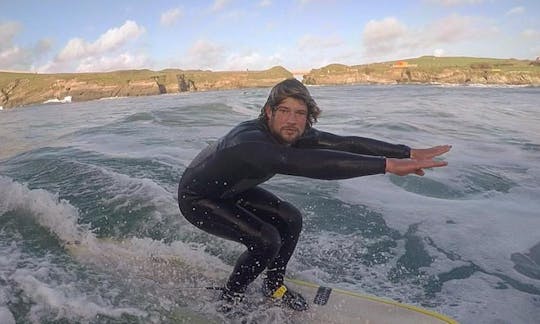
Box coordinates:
[0,84,539,324]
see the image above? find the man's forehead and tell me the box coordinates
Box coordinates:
[279,97,307,110]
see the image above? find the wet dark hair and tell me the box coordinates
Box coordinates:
[258,78,321,128]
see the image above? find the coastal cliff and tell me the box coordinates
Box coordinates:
[303,56,540,86]
[0,66,292,109]
[2,56,539,109]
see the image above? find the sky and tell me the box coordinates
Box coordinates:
[1,0,539,73]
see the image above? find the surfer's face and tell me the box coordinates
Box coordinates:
[265,97,308,145]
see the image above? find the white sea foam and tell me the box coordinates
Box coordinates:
[0,176,90,244]
[43,96,72,104]
[0,288,15,324]
[12,269,146,320]
[230,103,257,117]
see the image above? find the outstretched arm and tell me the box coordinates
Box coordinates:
[296,128,411,158]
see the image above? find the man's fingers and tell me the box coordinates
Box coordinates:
[435,145,452,156]
[419,160,448,168]
[413,145,452,160]
[415,169,425,176]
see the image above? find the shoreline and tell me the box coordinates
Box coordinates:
[2,81,537,112]
[2,56,539,110]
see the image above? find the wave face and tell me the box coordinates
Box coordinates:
[1,85,539,323]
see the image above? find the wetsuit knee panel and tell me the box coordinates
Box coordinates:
[257,223,282,258]
[278,201,303,234]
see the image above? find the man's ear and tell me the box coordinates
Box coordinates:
[264,105,272,120]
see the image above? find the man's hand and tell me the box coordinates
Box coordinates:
[410,145,452,160]
[385,158,448,176]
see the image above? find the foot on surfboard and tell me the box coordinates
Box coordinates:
[217,287,245,313]
[262,283,309,311]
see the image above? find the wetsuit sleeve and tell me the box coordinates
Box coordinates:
[296,128,410,158]
[236,142,387,180]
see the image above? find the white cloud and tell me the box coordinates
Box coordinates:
[185,40,226,70]
[426,0,485,6]
[434,48,445,57]
[161,8,183,26]
[0,46,23,67]
[57,20,145,61]
[362,17,408,55]
[211,0,231,12]
[76,53,149,72]
[36,20,147,72]
[0,21,21,51]
[522,29,540,39]
[362,15,495,59]
[425,14,479,43]
[506,6,525,16]
[225,51,283,70]
[297,35,344,51]
[258,0,272,7]
[177,39,285,71]
[0,21,53,71]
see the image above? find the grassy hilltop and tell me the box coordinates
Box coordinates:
[303,56,540,85]
[0,66,292,109]
[1,56,539,109]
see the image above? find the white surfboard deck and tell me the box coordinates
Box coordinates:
[65,237,457,324]
[283,278,456,324]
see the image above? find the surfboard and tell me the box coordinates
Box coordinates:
[282,278,457,323]
[64,237,458,324]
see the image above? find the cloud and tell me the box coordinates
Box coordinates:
[258,0,272,7]
[362,15,494,59]
[426,0,485,6]
[211,0,231,12]
[76,53,149,72]
[297,34,344,51]
[0,22,23,70]
[0,21,22,51]
[506,6,525,16]
[425,14,480,43]
[0,46,23,68]
[0,21,53,71]
[161,8,183,26]
[433,48,445,57]
[522,29,540,39]
[225,51,283,70]
[184,40,226,70]
[57,20,145,61]
[362,17,408,55]
[36,20,146,73]
[178,39,285,71]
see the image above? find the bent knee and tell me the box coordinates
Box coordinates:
[279,201,303,233]
[258,223,282,257]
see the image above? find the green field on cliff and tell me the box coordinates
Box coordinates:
[2,56,539,108]
[311,56,539,75]
[2,56,538,89]
[0,66,293,92]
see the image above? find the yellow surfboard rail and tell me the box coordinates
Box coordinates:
[286,277,459,324]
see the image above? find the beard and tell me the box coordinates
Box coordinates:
[273,126,302,144]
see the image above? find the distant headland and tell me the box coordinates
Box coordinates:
[1,56,539,109]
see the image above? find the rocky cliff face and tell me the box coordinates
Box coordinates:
[303,66,540,86]
[0,66,293,109]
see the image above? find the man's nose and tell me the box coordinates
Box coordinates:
[286,111,298,123]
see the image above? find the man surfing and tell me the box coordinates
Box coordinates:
[178,78,451,311]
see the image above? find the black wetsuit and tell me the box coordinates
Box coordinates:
[178,119,410,293]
